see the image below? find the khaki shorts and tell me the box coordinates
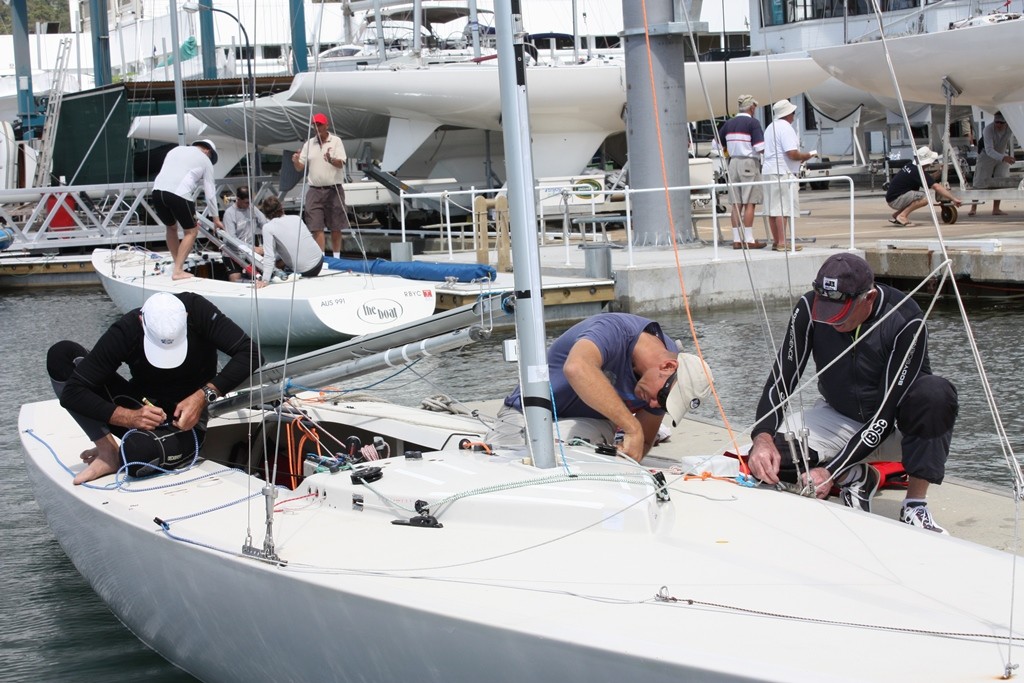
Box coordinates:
[763,175,799,217]
[887,190,925,211]
[727,157,764,205]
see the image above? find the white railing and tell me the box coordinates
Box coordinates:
[0,177,283,253]
[399,175,856,269]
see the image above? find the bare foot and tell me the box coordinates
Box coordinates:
[171,271,194,281]
[993,210,1008,216]
[73,436,121,485]
[967,211,976,216]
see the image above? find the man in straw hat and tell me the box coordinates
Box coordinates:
[748,253,958,533]
[761,99,817,251]
[884,145,961,227]
[151,139,224,280]
[713,94,767,250]
[485,313,712,463]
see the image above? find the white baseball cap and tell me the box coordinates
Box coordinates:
[140,293,188,369]
[663,353,713,428]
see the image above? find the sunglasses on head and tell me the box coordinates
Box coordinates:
[657,372,677,410]
[813,285,865,302]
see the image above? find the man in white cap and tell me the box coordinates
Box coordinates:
[761,99,816,251]
[151,139,224,280]
[713,94,767,250]
[292,112,351,258]
[748,253,958,533]
[485,312,713,462]
[46,292,262,485]
[884,146,961,226]
[968,111,1015,216]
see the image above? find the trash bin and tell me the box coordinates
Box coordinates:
[580,243,613,279]
[390,241,414,262]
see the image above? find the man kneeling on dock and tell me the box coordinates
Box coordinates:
[485,312,712,462]
[746,254,957,533]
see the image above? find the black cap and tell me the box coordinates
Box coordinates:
[811,253,874,325]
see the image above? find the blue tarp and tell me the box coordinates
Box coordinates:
[324,257,496,283]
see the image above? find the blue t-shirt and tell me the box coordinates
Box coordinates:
[505,313,678,419]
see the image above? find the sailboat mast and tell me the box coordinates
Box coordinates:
[494,0,555,469]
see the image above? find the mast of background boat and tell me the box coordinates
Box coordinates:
[495,0,555,469]
[469,0,482,58]
[169,0,187,145]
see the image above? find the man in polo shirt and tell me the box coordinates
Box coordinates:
[714,94,767,250]
[292,112,351,258]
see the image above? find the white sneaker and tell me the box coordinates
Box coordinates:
[900,504,948,534]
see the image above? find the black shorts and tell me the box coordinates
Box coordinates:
[152,190,199,230]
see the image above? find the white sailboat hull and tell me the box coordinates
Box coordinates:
[808,18,1024,110]
[20,397,1024,683]
[92,249,437,346]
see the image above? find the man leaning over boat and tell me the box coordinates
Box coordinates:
[46,292,262,485]
[253,196,325,287]
[747,254,957,533]
[485,313,712,462]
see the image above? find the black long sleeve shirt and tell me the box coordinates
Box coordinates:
[752,284,930,474]
[61,292,262,423]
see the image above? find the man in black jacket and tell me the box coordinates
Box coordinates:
[47,292,262,484]
[747,253,958,533]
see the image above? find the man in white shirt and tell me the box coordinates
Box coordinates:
[221,186,267,282]
[761,100,816,252]
[291,113,351,258]
[254,196,324,288]
[151,139,224,280]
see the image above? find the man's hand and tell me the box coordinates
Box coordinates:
[747,432,782,484]
[800,467,834,499]
[173,390,206,431]
[112,404,165,431]
[618,419,646,462]
[254,280,268,289]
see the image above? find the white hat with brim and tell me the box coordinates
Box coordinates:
[192,139,219,166]
[915,145,940,167]
[141,292,188,369]
[664,353,713,428]
[772,99,798,119]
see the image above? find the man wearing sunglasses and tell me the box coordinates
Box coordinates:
[487,313,712,462]
[747,253,958,533]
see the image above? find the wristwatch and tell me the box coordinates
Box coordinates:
[203,386,219,403]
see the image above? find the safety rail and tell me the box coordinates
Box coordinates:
[0,177,285,254]
[399,176,856,269]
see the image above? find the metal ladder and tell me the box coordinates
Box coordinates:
[33,37,73,187]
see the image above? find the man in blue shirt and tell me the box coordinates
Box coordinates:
[488,313,712,462]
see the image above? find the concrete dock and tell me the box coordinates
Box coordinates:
[422,181,1024,315]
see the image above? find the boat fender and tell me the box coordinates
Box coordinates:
[350,466,383,485]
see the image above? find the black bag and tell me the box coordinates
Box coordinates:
[120,425,204,478]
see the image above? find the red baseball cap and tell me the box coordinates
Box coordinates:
[312,113,328,125]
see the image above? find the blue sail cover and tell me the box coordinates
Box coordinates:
[325,257,496,283]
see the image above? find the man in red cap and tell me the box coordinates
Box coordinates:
[292,112,351,257]
[747,253,958,533]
